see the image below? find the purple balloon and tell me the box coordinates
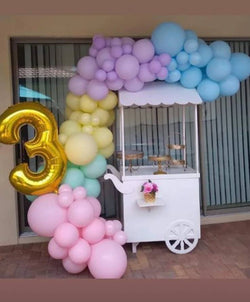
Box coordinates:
[132,39,155,63]
[96,48,113,68]
[157,67,168,80]
[87,79,109,100]
[111,46,123,58]
[115,55,140,80]
[122,44,132,54]
[68,75,88,95]
[95,69,107,81]
[138,63,156,82]
[124,77,144,92]
[106,78,124,91]
[77,56,98,81]
[107,71,118,81]
[93,35,106,50]
[149,59,161,74]
[89,46,98,58]
[121,37,135,46]
[111,37,122,46]
[158,53,172,66]
[105,37,112,46]
[102,60,115,72]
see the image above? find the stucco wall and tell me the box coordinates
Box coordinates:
[0,15,250,246]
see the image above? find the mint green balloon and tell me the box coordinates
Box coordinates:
[67,160,80,169]
[25,194,37,202]
[81,154,107,179]
[84,178,101,198]
[61,167,85,189]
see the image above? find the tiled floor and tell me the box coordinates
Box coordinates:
[0,220,250,279]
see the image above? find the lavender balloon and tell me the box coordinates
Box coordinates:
[157,67,168,80]
[121,37,135,46]
[68,75,88,95]
[111,37,122,46]
[132,39,155,63]
[89,46,98,58]
[102,60,115,72]
[77,56,98,81]
[138,63,156,82]
[124,77,144,92]
[111,46,123,58]
[92,35,106,50]
[122,44,132,54]
[96,48,113,68]
[106,78,124,91]
[149,59,161,74]
[107,71,118,82]
[115,55,140,80]
[95,69,107,82]
[87,79,109,100]
[158,53,171,66]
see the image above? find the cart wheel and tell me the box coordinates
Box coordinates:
[165,220,198,254]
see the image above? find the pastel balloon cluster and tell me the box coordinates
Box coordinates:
[27,184,127,278]
[59,90,117,167]
[151,22,250,102]
[68,36,171,100]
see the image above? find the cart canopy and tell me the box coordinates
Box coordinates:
[118,81,203,107]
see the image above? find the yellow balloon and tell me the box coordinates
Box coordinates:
[92,108,109,126]
[66,93,80,111]
[58,133,68,145]
[82,125,94,135]
[69,110,82,122]
[0,102,67,195]
[93,127,113,149]
[105,110,116,127]
[99,142,115,158]
[59,120,81,136]
[79,113,91,125]
[65,106,73,119]
[80,94,97,113]
[98,91,118,110]
[90,114,100,126]
[64,132,97,165]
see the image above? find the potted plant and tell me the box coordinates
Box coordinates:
[140,179,158,202]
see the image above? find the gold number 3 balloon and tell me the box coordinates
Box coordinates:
[0,102,67,195]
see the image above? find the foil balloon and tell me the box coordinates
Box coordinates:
[0,102,67,195]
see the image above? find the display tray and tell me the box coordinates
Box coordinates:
[136,198,165,207]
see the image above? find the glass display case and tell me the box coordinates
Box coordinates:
[104,81,202,254]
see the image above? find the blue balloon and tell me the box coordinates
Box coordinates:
[176,51,189,65]
[168,58,177,71]
[219,75,240,96]
[189,52,202,66]
[196,43,213,67]
[166,70,181,83]
[84,178,101,198]
[185,29,198,41]
[197,79,220,102]
[184,39,199,54]
[61,167,85,189]
[81,154,107,179]
[178,62,191,71]
[230,53,250,81]
[206,58,231,82]
[209,40,231,59]
[180,67,202,88]
[151,22,186,56]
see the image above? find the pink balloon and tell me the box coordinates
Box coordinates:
[58,184,72,194]
[86,196,101,217]
[113,220,122,232]
[102,60,115,72]
[62,257,87,274]
[138,63,156,82]
[27,193,67,237]
[67,199,95,228]
[73,187,87,200]
[89,46,98,58]
[121,37,135,46]
[106,78,124,91]
[57,191,74,208]
[93,35,106,50]
[87,79,109,100]
[122,44,132,54]
[54,222,79,248]
[96,48,113,68]
[111,46,123,58]
[88,239,127,279]
[68,75,88,95]
[115,55,140,80]
[132,39,155,64]
[48,238,68,259]
[77,56,98,80]
[149,59,161,74]
[124,77,144,92]
[157,67,168,80]
[107,71,117,82]
[105,220,116,237]
[82,218,105,244]
[95,69,107,81]
[159,53,171,66]
[113,231,127,245]
[68,238,91,264]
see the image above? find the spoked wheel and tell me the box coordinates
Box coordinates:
[165,220,198,254]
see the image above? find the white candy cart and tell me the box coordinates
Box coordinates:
[104,82,202,254]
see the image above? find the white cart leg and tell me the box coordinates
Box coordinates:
[132,242,139,253]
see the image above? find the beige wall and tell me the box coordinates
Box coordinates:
[0,15,250,246]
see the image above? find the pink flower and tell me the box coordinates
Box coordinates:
[152,183,158,192]
[143,182,153,193]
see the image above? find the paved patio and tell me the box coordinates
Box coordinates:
[0,220,250,279]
